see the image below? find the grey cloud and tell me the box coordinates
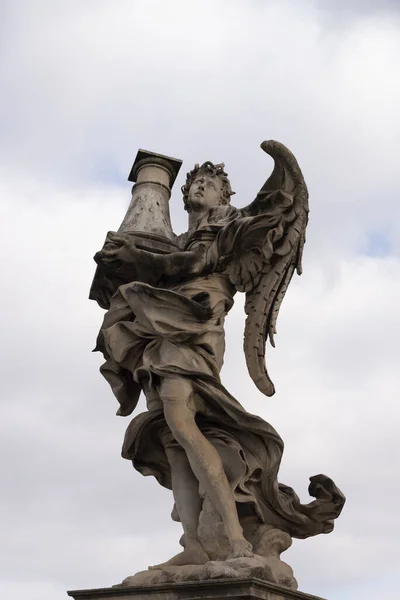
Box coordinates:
[314,0,400,17]
[1,1,400,599]
[1,0,399,207]
[2,171,400,598]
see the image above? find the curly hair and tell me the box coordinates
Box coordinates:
[181,161,235,211]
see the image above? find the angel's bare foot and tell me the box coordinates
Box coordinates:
[227,538,254,559]
[149,541,209,569]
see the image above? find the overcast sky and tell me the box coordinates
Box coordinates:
[1,1,400,599]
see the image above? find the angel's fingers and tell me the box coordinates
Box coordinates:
[247,267,257,288]
[107,231,129,246]
[111,235,137,252]
[121,238,136,249]
[94,255,116,269]
[101,248,120,258]
[106,231,119,241]
[249,263,258,280]
[110,231,133,243]
[94,251,104,264]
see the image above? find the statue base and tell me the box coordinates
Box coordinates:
[67,578,326,600]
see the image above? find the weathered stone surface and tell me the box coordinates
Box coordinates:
[121,149,182,241]
[127,149,182,187]
[197,499,292,561]
[90,151,181,309]
[118,554,296,589]
[89,141,345,587]
[68,578,327,600]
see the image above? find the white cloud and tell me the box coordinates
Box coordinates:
[1,1,400,599]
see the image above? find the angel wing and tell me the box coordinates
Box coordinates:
[215,140,309,396]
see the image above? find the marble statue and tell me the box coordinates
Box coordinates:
[90,141,345,590]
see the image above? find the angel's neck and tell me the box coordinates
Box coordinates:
[188,209,209,232]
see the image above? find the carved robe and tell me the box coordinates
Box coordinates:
[95,207,344,539]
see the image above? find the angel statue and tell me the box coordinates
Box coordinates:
[91,141,345,589]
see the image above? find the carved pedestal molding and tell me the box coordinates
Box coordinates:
[67,578,327,600]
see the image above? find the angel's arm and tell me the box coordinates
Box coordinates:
[94,232,211,284]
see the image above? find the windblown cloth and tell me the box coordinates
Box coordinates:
[96,269,344,539]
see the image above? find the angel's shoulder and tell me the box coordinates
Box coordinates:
[207,205,240,224]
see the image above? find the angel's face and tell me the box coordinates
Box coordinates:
[187,175,223,211]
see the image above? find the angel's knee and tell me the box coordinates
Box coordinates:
[164,406,198,449]
[160,376,193,403]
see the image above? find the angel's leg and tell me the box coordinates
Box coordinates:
[160,376,253,559]
[149,446,209,568]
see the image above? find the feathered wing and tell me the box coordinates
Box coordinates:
[216,140,309,396]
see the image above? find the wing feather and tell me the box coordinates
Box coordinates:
[241,141,309,396]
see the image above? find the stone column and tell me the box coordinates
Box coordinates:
[120,149,182,253]
[89,149,182,307]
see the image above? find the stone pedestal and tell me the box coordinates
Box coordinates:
[67,578,326,600]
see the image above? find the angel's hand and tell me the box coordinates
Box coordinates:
[106,231,143,261]
[188,243,209,276]
[94,231,143,280]
[153,243,211,281]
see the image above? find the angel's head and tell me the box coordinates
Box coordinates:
[182,162,235,212]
